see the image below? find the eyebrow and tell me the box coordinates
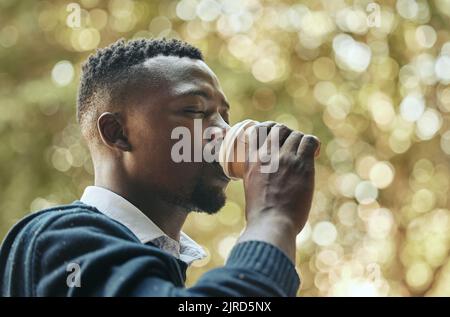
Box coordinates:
[176,88,230,109]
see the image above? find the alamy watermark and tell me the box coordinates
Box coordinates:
[366,3,381,28]
[66,262,81,288]
[66,3,81,29]
[65,2,381,30]
[171,119,280,174]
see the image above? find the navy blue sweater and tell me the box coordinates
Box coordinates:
[0,201,300,296]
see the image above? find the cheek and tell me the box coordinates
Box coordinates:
[131,132,174,174]
[128,115,172,158]
[127,122,204,190]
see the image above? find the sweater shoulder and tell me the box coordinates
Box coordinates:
[2,202,102,241]
[1,201,138,248]
[0,202,166,296]
[0,201,140,268]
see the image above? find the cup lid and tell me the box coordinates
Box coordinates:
[218,119,257,179]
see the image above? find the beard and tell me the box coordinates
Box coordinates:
[189,177,227,214]
[153,173,227,215]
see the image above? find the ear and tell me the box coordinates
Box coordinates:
[97,112,132,152]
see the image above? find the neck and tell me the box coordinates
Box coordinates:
[93,161,188,242]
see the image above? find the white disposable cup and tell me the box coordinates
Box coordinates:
[218,119,258,179]
[218,119,320,179]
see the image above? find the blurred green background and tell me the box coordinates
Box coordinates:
[1,0,450,296]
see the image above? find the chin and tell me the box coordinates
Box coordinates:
[190,181,227,215]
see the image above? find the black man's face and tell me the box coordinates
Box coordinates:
[123,55,231,214]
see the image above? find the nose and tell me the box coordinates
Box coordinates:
[207,113,230,142]
[215,112,230,130]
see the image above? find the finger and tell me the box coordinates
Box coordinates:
[245,121,277,151]
[261,124,291,152]
[297,135,320,160]
[315,141,321,157]
[244,122,275,164]
[254,121,277,147]
[281,131,304,155]
[256,127,280,164]
[274,124,292,147]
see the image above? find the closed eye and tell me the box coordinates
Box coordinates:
[184,109,205,114]
[183,108,206,119]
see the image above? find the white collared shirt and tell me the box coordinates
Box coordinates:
[80,186,206,265]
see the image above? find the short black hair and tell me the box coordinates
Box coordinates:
[77,37,204,141]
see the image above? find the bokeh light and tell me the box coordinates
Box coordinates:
[1,0,450,297]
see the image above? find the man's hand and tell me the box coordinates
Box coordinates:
[238,122,320,262]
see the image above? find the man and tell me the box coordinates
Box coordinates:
[0,38,319,296]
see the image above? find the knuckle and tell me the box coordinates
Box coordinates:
[271,124,291,135]
[304,134,320,145]
[301,135,320,152]
[274,123,288,129]
[291,131,304,139]
[257,121,277,129]
[261,120,277,126]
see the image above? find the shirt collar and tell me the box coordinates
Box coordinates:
[80,186,206,265]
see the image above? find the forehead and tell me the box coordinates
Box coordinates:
[141,55,224,97]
